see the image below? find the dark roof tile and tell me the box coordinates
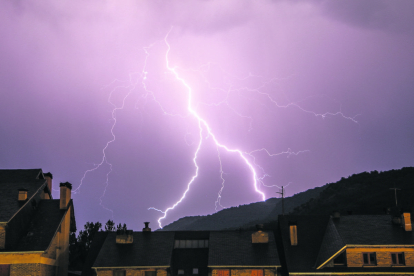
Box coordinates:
[208,231,280,267]
[15,200,67,251]
[93,232,175,268]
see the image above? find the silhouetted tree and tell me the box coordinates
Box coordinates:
[105,219,115,232]
[116,223,127,231]
[69,221,102,271]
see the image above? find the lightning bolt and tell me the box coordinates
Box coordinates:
[75,28,358,228]
[149,29,305,228]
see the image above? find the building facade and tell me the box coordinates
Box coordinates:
[278,213,414,275]
[83,224,280,276]
[0,169,76,276]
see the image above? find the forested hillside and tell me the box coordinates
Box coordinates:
[161,167,414,231]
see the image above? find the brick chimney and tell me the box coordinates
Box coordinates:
[18,189,28,201]
[59,182,72,210]
[402,213,412,231]
[289,222,298,246]
[252,224,269,243]
[44,172,53,194]
[143,222,151,232]
[116,230,133,244]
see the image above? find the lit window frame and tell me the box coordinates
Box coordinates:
[391,252,405,266]
[362,252,377,266]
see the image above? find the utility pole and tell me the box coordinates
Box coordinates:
[276,186,285,215]
[390,187,401,207]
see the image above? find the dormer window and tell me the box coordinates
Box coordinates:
[363,253,376,266]
[391,253,405,265]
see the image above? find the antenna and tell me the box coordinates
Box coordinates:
[390,187,401,207]
[276,186,285,215]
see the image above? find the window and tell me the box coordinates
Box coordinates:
[391,253,405,265]
[145,271,156,276]
[251,270,263,276]
[363,253,376,266]
[193,268,199,275]
[178,270,185,275]
[289,225,298,246]
[217,270,229,276]
[174,240,209,248]
[113,271,126,276]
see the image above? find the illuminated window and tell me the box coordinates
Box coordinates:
[193,268,199,275]
[251,270,263,276]
[391,253,405,265]
[217,270,229,276]
[362,253,376,265]
[289,225,297,246]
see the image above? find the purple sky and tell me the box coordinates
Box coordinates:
[1,0,414,230]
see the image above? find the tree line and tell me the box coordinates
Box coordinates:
[69,220,128,271]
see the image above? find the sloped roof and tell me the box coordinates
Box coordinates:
[279,214,414,274]
[0,175,47,222]
[93,232,175,268]
[82,232,109,276]
[333,215,414,245]
[314,218,345,268]
[15,200,67,251]
[0,169,44,183]
[208,230,280,267]
[278,215,331,273]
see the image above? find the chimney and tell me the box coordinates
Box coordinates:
[59,182,72,210]
[116,230,133,244]
[143,222,151,232]
[402,213,412,231]
[44,172,53,194]
[289,222,298,246]
[18,189,28,201]
[252,224,269,243]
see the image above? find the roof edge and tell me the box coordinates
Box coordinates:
[0,251,43,254]
[7,180,47,223]
[347,244,414,248]
[316,245,347,270]
[92,266,170,269]
[43,200,74,254]
[208,266,280,268]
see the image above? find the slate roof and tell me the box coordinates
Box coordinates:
[0,169,44,183]
[314,218,345,268]
[208,230,280,267]
[87,229,280,273]
[82,232,109,276]
[333,215,414,245]
[278,215,330,273]
[0,169,74,254]
[0,169,47,222]
[92,232,175,268]
[279,214,414,274]
[15,200,68,251]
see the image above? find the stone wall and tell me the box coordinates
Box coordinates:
[10,263,55,276]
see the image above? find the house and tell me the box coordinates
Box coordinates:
[278,213,414,275]
[82,223,280,276]
[0,169,76,276]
